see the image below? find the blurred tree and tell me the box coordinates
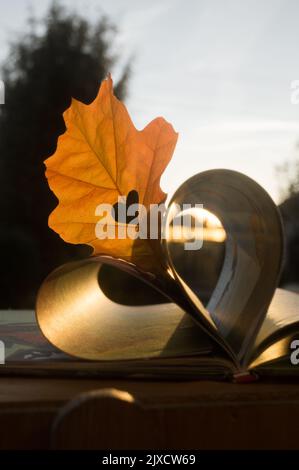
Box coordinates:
[276,143,299,201]
[0,2,130,308]
[276,143,299,290]
[279,193,299,289]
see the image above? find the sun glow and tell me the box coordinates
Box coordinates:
[168,208,226,244]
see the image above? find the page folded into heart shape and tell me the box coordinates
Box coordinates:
[36,169,284,367]
[164,169,284,365]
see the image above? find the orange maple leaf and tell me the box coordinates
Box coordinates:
[45,75,178,270]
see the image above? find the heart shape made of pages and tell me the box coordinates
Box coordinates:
[36,169,283,368]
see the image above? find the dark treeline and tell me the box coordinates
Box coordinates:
[0,3,130,308]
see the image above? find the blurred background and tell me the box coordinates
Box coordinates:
[1,0,299,308]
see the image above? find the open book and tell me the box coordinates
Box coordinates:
[2,169,299,381]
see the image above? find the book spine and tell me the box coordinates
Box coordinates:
[233,371,258,383]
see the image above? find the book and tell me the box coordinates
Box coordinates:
[2,169,299,381]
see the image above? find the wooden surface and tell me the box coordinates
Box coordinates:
[1,377,299,449]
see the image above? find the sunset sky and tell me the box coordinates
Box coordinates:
[1,0,299,202]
